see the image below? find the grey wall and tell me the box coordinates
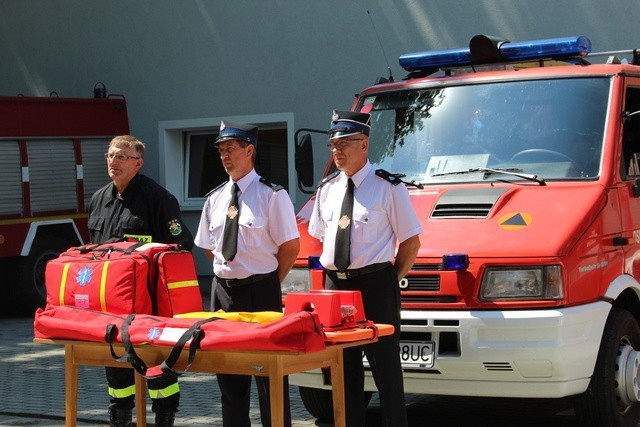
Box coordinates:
[2,1,639,195]
[2,0,639,273]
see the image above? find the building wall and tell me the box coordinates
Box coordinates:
[1,0,639,273]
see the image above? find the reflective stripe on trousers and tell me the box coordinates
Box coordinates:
[148,382,180,399]
[108,384,136,399]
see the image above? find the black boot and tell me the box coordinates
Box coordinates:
[108,407,132,427]
[155,410,176,427]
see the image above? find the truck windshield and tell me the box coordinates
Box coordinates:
[360,77,609,184]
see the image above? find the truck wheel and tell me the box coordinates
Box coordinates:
[14,235,70,317]
[573,307,640,427]
[298,386,373,421]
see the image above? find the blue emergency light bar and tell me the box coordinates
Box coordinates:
[399,35,592,72]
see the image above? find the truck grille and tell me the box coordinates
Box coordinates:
[400,295,456,303]
[412,263,442,271]
[405,276,440,291]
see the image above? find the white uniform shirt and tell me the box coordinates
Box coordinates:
[308,161,422,271]
[195,169,300,279]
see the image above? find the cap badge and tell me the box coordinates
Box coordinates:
[338,214,351,229]
[332,111,340,122]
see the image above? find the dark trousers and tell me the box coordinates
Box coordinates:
[106,367,179,413]
[326,264,407,427]
[212,271,292,427]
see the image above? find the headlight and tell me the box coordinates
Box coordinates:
[281,268,311,294]
[480,266,563,301]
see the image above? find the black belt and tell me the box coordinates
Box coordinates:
[327,262,392,280]
[215,273,270,287]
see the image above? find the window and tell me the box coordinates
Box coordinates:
[623,88,640,178]
[186,126,289,198]
[159,113,296,210]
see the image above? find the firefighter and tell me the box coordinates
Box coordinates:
[195,120,299,427]
[308,110,422,427]
[88,135,194,427]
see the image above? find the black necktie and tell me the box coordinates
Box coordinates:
[334,178,354,272]
[222,183,240,261]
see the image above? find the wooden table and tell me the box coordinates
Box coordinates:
[34,337,376,427]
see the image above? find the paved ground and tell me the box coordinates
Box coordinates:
[0,311,588,426]
[0,313,330,427]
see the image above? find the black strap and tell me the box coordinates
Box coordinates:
[108,315,222,378]
[107,314,149,376]
[123,241,147,254]
[157,317,222,377]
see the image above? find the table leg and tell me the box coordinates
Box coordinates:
[269,357,285,427]
[330,348,346,427]
[134,373,147,427]
[65,345,77,427]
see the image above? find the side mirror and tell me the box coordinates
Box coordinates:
[633,178,640,198]
[295,128,326,194]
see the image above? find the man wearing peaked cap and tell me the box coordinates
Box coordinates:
[215,120,259,147]
[309,109,422,427]
[196,119,299,427]
[329,110,371,139]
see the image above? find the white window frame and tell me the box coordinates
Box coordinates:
[158,113,296,211]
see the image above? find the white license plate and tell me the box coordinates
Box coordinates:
[399,341,434,368]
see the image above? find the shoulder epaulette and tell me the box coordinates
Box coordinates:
[375,169,402,186]
[259,177,284,191]
[205,181,227,197]
[316,171,340,189]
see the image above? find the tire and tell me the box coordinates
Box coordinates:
[298,386,373,422]
[573,307,640,427]
[13,234,73,317]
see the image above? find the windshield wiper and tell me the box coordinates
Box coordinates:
[376,170,424,189]
[431,167,545,185]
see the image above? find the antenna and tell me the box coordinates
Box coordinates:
[367,10,394,82]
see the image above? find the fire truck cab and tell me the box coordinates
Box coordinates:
[285,35,640,426]
[0,93,129,316]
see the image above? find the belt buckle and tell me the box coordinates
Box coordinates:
[336,271,348,280]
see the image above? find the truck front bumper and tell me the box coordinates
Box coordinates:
[290,301,611,398]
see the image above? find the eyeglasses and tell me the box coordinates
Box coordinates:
[217,145,245,156]
[104,153,141,162]
[327,138,365,151]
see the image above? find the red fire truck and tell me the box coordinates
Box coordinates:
[285,35,640,426]
[0,93,129,316]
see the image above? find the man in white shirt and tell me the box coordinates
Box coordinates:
[195,120,299,427]
[309,110,422,427]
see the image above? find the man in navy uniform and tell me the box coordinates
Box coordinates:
[195,120,300,427]
[308,110,422,427]
[88,135,195,427]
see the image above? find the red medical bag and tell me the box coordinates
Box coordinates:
[45,241,202,315]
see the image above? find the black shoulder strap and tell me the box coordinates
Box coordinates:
[259,176,284,191]
[375,169,402,186]
[205,181,227,197]
[316,171,340,189]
